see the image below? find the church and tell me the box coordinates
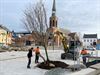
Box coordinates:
[47,0,71,47]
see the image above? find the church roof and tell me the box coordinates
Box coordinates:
[47,27,71,36]
[59,28,71,35]
[52,0,56,11]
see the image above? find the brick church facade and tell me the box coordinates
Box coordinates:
[47,0,71,47]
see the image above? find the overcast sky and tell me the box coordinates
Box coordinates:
[0,0,100,38]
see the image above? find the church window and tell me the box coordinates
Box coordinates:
[56,21,57,27]
[53,20,55,26]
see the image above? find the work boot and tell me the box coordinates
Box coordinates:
[27,66,31,69]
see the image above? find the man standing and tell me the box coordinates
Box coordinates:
[81,48,88,65]
[34,47,40,63]
[27,47,33,68]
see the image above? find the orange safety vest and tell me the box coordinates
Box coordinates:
[34,48,40,54]
[81,50,88,55]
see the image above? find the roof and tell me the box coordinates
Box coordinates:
[15,32,31,35]
[83,34,97,38]
[68,32,76,37]
[52,0,56,11]
[68,32,79,41]
[12,31,31,38]
[47,27,71,36]
[59,28,71,35]
[0,25,10,32]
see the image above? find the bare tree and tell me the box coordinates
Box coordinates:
[22,1,49,61]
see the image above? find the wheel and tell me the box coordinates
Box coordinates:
[66,53,73,59]
[61,53,66,59]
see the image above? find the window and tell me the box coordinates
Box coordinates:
[94,40,96,42]
[84,40,86,42]
[90,40,92,42]
[87,40,89,42]
[56,21,57,27]
[93,42,96,45]
[53,20,55,26]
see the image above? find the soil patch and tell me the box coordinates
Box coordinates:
[0,50,6,53]
[37,61,69,70]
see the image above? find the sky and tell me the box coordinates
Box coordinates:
[0,0,100,38]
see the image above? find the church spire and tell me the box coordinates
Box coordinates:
[49,0,57,28]
[52,0,56,16]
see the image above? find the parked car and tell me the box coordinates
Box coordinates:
[1,44,9,50]
[86,47,96,51]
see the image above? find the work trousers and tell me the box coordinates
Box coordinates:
[35,53,40,63]
[82,56,86,65]
[27,58,31,68]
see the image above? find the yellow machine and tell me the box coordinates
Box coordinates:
[55,31,79,60]
[57,32,69,53]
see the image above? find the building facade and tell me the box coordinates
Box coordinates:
[82,34,97,48]
[0,25,12,46]
[12,31,34,47]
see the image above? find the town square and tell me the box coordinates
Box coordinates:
[0,0,100,75]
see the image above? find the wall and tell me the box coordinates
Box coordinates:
[0,29,12,46]
[82,38,97,48]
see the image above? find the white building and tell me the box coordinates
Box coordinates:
[82,34,97,48]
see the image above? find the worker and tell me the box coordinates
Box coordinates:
[34,47,40,63]
[81,48,88,65]
[27,47,33,68]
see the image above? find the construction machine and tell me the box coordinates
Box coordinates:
[55,31,80,60]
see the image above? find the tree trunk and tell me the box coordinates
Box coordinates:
[44,44,49,61]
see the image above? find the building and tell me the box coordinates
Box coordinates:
[82,34,97,48]
[97,39,100,50]
[47,0,71,46]
[97,39,100,44]
[12,31,34,46]
[0,25,12,46]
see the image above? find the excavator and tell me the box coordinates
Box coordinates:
[55,31,80,60]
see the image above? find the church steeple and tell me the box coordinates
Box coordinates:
[48,0,61,47]
[52,0,56,16]
[49,0,57,28]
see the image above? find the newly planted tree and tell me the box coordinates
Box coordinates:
[22,1,49,61]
